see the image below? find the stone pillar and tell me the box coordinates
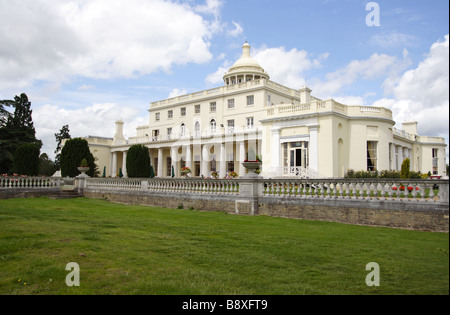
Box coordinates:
[186,145,192,170]
[309,125,319,175]
[171,146,178,178]
[220,142,227,178]
[201,145,210,177]
[122,151,128,178]
[112,152,118,178]
[158,148,164,178]
[239,140,246,177]
[271,127,281,169]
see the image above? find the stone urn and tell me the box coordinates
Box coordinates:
[242,161,262,177]
[77,166,90,178]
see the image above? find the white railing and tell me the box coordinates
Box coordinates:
[0,177,61,189]
[84,178,240,196]
[81,177,448,204]
[261,179,448,203]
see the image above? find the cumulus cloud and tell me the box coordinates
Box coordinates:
[375,34,449,140]
[33,102,147,159]
[206,45,328,88]
[0,0,218,89]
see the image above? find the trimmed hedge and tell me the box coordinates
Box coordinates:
[126,145,150,178]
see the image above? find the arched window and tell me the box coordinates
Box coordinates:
[194,121,201,137]
[210,119,216,134]
[180,123,186,137]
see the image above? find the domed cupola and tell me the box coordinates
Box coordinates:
[223,42,270,85]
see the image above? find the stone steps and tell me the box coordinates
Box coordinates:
[49,189,82,199]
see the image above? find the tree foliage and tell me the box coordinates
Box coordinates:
[54,125,71,169]
[60,138,96,177]
[401,158,411,179]
[0,93,42,174]
[13,143,40,176]
[126,145,150,178]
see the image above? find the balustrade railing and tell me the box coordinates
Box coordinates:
[261,179,448,203]
[81,177,448,204]
[0,177,61,189]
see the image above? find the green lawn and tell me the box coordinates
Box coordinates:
[0,197,448,295]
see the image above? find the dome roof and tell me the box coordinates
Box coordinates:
[223,42,269,84]
[229,43,264,71]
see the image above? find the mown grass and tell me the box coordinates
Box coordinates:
[0,197,448,295]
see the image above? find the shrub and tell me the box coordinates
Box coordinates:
[126,145,150,178]
[401,158,410,179]
[60,138,96,177]
[13,143,40,176]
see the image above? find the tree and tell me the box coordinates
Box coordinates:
[0,93,42,174]
[60,138,96,177]
[54,125,71,169]
[13,143,40,176]
[401,158,410,179]
[39,153,58,177]
[126,145,150,178]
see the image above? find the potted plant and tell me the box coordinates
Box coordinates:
[181,167,192,177]
[210,171,219,179]
[228,171,238,179]
[77,158,90,177]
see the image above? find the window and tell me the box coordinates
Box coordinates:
[367,141,378,171]
[181,107,186,117]
[247,95,254,106]
[267,94,272,106]
[210,119,217,134]
[228,99,235,109]
[432,148,439,175]
[180,123,186,137]
[195,105,201,114]
[194,121,201,137]
[168,110,173,119]
[246,117,254,130]
[152,130,159,142]
[227,120,235,134]
[167,128,172,140]
[210,102,216,112]
[155,112,160,121]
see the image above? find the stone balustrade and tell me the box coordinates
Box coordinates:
[0,176,61,189]
[81,177,449,204]
[261,178,448,203]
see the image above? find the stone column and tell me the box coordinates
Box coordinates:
[219,142,227,178]
[112,152,118,178]
[158,148,164,178]
[186,145,192,170]
[122,151,128,178]
[171,146,178,178]
[201,144,210,177]
[309,125,319,175]
[239,140,246,177]
[270,127,281,169]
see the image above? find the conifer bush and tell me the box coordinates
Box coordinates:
[126,145,150,178]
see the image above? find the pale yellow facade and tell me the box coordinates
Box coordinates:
[83,43,448,179]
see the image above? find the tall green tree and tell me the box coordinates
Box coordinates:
[60,138,96,177]
[126,145,150,178]
[39,153,58,177]
[0,93,42,174]
[54,125,71,169]
[13,143,40,176]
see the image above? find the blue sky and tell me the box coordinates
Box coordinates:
[0,0,448,160]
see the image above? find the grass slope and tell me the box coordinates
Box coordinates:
[0,197,448,295]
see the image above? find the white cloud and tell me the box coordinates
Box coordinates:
[0,0,217,89]
[370,31,418,48]
[374,34,449,141]
[311,52,408,98]
[227,21,244,38]
[169,89,188,98]
[253,46,328,89]
[34,102,147,159]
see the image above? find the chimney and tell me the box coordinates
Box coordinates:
[299,86,312,104]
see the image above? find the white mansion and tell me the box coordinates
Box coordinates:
[84,42,447,179]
